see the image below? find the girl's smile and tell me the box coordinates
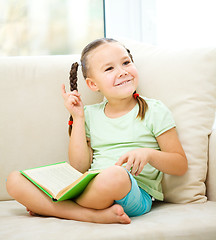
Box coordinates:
[114,79,133,87]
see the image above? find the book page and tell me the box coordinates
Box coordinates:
[23,162,82,198]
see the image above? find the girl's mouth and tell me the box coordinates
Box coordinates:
[115,79,132,87]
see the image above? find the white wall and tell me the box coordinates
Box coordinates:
[156,0,216,48]
[105,0,216,48]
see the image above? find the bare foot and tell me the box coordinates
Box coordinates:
[26,204,131,224]
[92,204,131,224]
[26,207,39,216]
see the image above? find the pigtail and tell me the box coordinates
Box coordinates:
[68,62,79,136]
[126,48,148,120]
[134,91,148,120]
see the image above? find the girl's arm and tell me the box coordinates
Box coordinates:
[149,127,188,176]
[68,118,93,173]
[62,84,92,173]
[116,127,188,176]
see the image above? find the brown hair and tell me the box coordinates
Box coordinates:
[68,62,79,136]
[68,38,148,135]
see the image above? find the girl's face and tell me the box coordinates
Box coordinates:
[85,42,139,101]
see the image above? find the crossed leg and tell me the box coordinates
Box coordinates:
[6,165,131,224]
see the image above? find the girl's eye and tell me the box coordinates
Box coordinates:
[123,61,130,65]
[105,66,113,71]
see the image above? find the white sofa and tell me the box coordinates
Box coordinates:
[1,40,216,240]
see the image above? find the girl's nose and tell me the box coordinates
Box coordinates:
[118,67,128,78]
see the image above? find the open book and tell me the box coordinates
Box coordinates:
[20,162,100,202]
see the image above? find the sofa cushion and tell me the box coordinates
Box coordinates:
[1,200,216,240]
[121,40,216,203]
[207,128,216,201]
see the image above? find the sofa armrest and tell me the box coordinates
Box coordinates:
[206,128,216,201]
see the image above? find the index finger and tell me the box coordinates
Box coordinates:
[115,154,128,166]
[61,84,67,96]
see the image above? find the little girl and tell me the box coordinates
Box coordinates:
[7,38,187,224]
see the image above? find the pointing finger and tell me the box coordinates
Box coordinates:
[61,84,66,96]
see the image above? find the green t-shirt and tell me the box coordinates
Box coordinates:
[84,97,176,201]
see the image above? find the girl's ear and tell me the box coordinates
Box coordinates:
[86,78,99,91]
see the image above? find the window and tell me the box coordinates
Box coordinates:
[0,0,105,56]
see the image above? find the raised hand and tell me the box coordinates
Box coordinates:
[61,84,84,119]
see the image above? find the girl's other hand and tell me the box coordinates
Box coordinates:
[61,84,84,119]
[115,148,153,176]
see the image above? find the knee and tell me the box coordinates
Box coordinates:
[96,166,130,193]
[6,171,22,199]
[107,165,130,185]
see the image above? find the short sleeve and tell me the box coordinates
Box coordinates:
[146,100,176,137]
[84,106,90,138]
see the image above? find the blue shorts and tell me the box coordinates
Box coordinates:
[114,169,152,217]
